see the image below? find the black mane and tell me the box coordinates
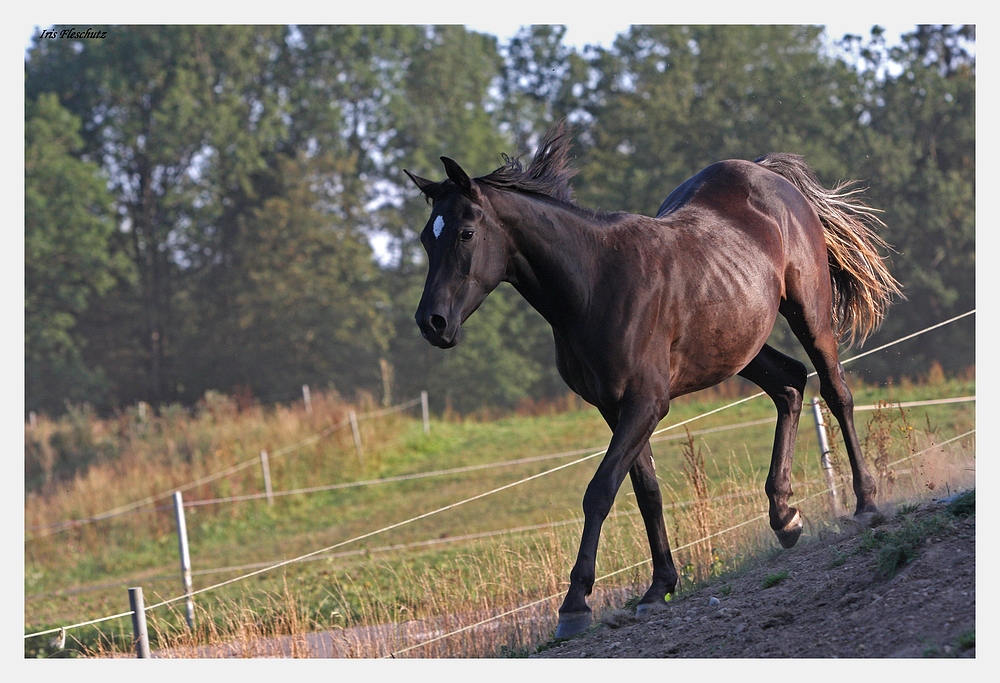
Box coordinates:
[477,120,577,204]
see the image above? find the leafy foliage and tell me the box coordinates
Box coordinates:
[24,24,975,417]
[24,93,129,412]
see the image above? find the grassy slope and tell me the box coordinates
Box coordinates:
[24,375,975,655]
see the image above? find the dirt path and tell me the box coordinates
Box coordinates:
[533,492,975,659]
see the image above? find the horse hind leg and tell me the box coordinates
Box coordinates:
[738,344,809,548]
[783,303,878,516]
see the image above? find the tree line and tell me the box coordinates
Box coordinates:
[24,24,975,417]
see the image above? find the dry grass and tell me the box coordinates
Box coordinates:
[24,389,408,542]
[88,428,972,659]
[26,376,974,659]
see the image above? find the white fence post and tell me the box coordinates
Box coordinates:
[259,449,274,506]
[172,491,195,628]
[811,397,841,515]
[349,410,364,466]
[302,384,312,414]
[421,390,430,434]
[128,586,151,658]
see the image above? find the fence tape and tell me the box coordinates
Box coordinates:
[24,422,976,643]
[23,311,976,644]
[386,427,976,657]
[26,396,424,537]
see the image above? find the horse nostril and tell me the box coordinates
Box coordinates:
[429,314,447,334]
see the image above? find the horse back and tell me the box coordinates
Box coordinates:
[656,158,826,270]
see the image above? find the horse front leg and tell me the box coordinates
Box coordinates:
[629,443,679,613]
[593,409,678,615]
[555,401,661,639]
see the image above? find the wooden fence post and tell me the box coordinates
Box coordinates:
[349,410,364,466]
[260,449,274,506]
[302,384,312,414]
[128,587,151,658]
[380,358,394,408]
[172,492,195,628]
[811,397,841,515]
[421,390,430,435]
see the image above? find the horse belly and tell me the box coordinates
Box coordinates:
[667,295,777,398]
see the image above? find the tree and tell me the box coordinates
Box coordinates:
[834,25,975,378]
[26,25,397,408]
[496,25,584,145]
[561,25,860,216]
[25,93,130,414]
[26,26,292,405]
[23,24,975,416]
[175,153,392,401]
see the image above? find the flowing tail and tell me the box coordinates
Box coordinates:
[755,153,904,346]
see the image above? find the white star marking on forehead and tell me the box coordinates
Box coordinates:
[433,215,445,239]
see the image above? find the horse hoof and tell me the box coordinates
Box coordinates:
[855,504,879,518]
[635,600,670,617]
[774,509,803,549]
[853,509,879,525]
[554,610,592,639]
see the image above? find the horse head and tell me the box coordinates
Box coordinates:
[405,157,509,348]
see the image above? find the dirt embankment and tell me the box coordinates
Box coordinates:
[534,492,975,659]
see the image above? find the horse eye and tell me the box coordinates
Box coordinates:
[460,229,475,242]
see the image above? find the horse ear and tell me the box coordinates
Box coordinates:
[404,169,442,201]
[441,157,473,196]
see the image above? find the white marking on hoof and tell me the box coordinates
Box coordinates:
[432,215,444,239]
[782,509,802,532]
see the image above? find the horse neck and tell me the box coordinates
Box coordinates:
[487,189,608,327]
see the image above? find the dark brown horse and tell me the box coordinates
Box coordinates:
[405,121,901,639]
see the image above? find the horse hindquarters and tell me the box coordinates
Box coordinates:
[743,156,883,518]
[774,243,878,515]
[769,261,877,518]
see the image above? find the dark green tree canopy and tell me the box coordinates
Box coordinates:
[24,24,974,416]
[25,93,129,412]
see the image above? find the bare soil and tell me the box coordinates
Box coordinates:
[533,492,975,659]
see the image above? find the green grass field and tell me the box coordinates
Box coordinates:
[24,373,975,657]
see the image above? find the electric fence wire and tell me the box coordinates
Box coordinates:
[23,310,976,643]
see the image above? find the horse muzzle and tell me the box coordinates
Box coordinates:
[416,311,463,348]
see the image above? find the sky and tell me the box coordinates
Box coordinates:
[24,19,918,56]
[464,20,915,54]
[21,0,975,55]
